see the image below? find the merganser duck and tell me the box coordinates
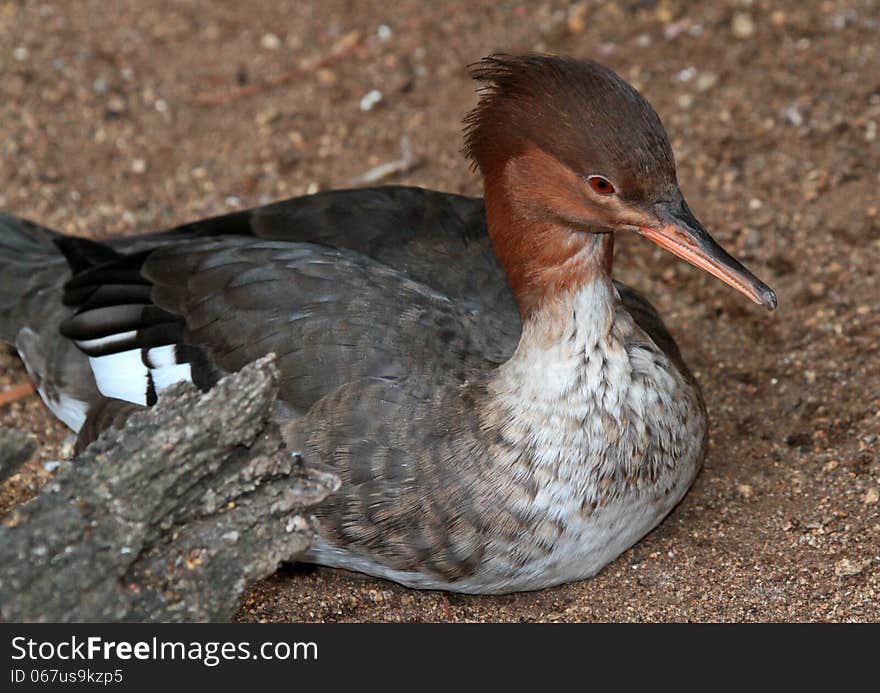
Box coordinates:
[0,54,775,594]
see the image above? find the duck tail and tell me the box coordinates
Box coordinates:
[0,213,66,343]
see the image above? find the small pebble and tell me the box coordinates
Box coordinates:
[663,22,685,40]
[377,24,392,41]
[783,105,804,127]
[864,488,879,505]
[676,93,694,110]
[260,33,281,50]
[13,46,30,61]
[822,460,839,473]
[731,13,756,39]
[677,67,697,83]
[107,95,126,113]
[131,158,147,174]
[696,72,718,91]
[655,5,673,23]
[359,89,383,112]
[567,2,587,34]
[744,228,761,248]
[316,68,337,86]
[255,108,280,127]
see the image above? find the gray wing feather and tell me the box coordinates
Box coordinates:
[143,238,518,413]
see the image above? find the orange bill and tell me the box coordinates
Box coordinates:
[638,200,777,310]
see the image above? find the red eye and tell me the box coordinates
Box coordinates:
[587,175,616,195]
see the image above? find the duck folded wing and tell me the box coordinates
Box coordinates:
[143,238,519,412]
[160,186,516,320]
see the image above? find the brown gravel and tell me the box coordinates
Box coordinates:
[1,0,878,622]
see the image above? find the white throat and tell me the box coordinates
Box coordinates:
[493,277,619,405]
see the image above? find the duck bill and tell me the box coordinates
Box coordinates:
[638,201,777,310]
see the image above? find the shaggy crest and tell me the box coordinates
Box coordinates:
[463,54,678,203]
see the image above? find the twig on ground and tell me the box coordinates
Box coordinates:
[0,381,35,407]
[194,31,365,106]
[349,136,420,185]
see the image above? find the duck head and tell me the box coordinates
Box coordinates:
[464,54,776,316]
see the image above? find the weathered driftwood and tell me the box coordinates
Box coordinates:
[0,427,37,484]
[0,355,339,622]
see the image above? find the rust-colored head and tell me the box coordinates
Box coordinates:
[464,54,776,317]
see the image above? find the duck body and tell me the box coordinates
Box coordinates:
[0,186,706,593]
[0,55,774,594]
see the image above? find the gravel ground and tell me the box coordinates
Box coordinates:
[1,0,878,622]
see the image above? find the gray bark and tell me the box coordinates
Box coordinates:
[0,355,339,622]
[0,427,37,484]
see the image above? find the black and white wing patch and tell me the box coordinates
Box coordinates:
[56,238,218,406]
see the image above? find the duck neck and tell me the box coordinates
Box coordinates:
[483,212,622,449]
[484,261,621,460]
[489,203,618,380]
[512,272,617,355]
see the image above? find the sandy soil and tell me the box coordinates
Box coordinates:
[1,0,878,622]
